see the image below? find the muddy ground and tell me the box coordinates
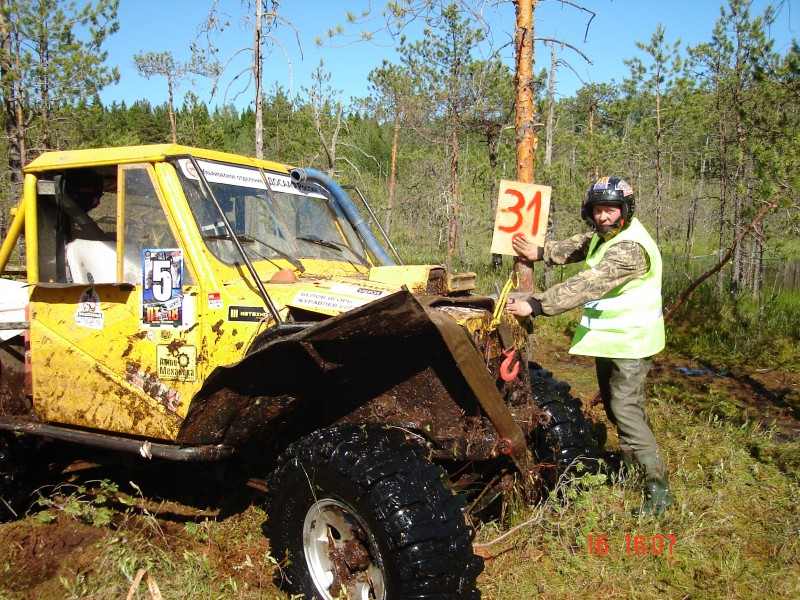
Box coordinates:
[541,341,800,441]
[1,343,798,599]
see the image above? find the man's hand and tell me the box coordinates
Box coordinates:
[506,297,533,317]
[512,235,543,262]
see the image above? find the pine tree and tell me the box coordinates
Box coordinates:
[396,3,486,268]
[0,0,119,189]
[690,0,780,295]
[625,23,683,247]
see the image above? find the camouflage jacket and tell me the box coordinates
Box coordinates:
[534,231,649,316]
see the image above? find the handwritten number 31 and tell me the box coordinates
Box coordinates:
[499,188,542,237]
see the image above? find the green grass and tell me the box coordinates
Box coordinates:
[2,253,798,599]
[477,385,800,599]
[472,273,800,598]
[3,322,794,599]
[664,279,800,371]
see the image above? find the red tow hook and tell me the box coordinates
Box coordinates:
[500,348,520,381]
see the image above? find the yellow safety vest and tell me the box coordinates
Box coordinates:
[569,217,665,359]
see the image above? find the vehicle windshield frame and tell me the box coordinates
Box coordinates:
[171,157,370,268]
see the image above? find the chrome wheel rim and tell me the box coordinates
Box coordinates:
[303,498,386,600]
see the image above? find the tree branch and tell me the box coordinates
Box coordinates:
[664,200,779,323]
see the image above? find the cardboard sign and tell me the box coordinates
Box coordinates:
[490,180,552,256]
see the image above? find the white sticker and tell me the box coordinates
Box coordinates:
[291,290,368,313]
[208,292,223,309]
[177,159,326,198]
[329,283,390,299]
[75,288,104,330]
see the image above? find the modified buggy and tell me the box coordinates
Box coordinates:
[0,145,600,599]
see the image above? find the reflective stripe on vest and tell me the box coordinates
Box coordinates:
[569,218,665,358]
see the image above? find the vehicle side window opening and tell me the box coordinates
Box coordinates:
[36,165,193,287]
[60,170,111,241]
[120,165,193,286]
[36,168,116,283]
[34,178,64,282]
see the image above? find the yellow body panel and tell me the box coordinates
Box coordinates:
[16,146,383,438]
[23,144,289,176]
[369,265,438,293]
[29,284,195,440]
[4,143,503,444]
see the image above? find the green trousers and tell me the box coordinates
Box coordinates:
[595,357,660,457]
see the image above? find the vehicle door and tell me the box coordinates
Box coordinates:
[28,163,200,441]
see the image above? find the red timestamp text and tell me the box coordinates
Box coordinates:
[587,535,676,555]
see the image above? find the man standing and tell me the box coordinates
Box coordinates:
[506,176,674,516]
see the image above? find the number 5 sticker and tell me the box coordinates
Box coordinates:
[151,259,173,302]
[490,180,552,256]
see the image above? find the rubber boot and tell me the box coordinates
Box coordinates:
[634,451,675,516]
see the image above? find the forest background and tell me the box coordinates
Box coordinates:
[2,0,798,290]
[0,0,798,376]
[1,2,799,598]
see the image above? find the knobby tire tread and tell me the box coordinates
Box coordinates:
[530,369,601,484]
[266,424,482,599]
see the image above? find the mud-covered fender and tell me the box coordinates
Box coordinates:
[177,291,531,476]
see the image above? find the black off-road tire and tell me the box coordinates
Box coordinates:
[0,433,32,522]
[266,424,482,600]
[530,368,601,485]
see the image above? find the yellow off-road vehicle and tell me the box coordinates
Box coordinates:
[0,144,600,599]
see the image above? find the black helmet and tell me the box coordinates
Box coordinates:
[581,176,635,234]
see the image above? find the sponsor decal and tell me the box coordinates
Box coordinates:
[142,249,183,327]
[177,159,326,198]
[291,290,368,312]
[208,292,223,309]
[593,176,611,190]
[616,179,634,196]
[329,283,389,299]
[228,305,268,322]
[156,345,198,382]
[75,288,104,329]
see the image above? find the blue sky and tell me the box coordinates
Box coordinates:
[99,0,798,111]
